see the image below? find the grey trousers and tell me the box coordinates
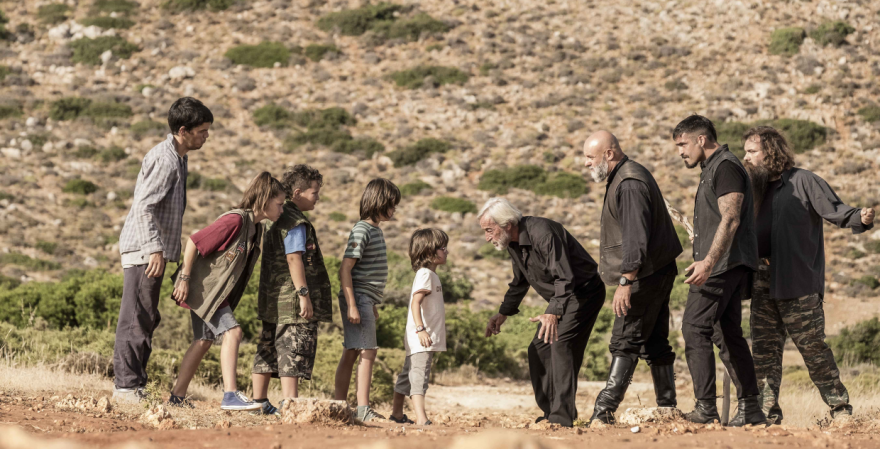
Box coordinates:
[113,264,164,389]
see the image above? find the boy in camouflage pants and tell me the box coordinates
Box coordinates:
[251,165,332,415]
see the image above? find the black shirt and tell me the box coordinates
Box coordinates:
[500,216,601,316]
[756,179,782,258]
[714,160,747,197]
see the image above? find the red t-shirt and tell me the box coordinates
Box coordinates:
[179,214,243,310]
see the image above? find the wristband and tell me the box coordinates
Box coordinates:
[178,274,191,282]
[415,325,426,333]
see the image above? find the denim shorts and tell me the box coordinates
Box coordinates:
[339,292,378,350]
[192,306,239,341]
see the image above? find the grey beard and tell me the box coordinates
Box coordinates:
[590,159,609,183]
[493,231,512,250]
[745,161,770,213]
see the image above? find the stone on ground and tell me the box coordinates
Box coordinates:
[279,398,353,425]
[617,407,685,425]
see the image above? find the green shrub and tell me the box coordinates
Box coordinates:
[769,27,805,56]
[426,43,443,52]
[0,274,20,290]
[186,171,203,189]
[852,275,879,290]
[387,138,452,167]
[49,97,92,121]
[253,103,293,128]
[0,104,22,119]
[772,118,826,153]
[163,0,235,12]
[531,171,588,199]
[810,21,855,47]
[866,240,880,254]
[331,137,384,157]
[715,121,751,158]
[669,260,692,311]
[0,65,10,81]
[32,240,54,256]
[316,3,402,36]
[73,146,99,158]
[225,41,290,68]
[674,224,691,249]
[130,120,167,138]
[202,178,228,191]
[84,101,133,118]
[38,3,71,24]
[0,191,14,202]
[437,270,473,303]
[79,16,135,29]
[430,196,477,214]
[329,212,347,222]
[804,84,822,95]
[664,79,688,91]
[293,107,356,129]
[478,242,508,260]
[399,180,431,196]
[66,197,93,209]
[92,0,139,15]
[63,179,99,195]
[857,106,880,123]
[0,253,61,272]
[829,317,880,365]
[69,36,139,65]
[371,12,449,41]
[98,146,127,163]
[478,165,547,194]
[285,128,352,151]
[389,65,469,89]
[304,44,340,62]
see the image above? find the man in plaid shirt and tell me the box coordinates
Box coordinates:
[113,98,213,402]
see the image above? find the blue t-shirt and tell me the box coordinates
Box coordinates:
[283,225,306,254]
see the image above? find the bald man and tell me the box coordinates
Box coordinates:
[583,131,683,424]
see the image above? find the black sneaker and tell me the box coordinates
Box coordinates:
[167,394,195,409]
[251,399,281,417]
[389,414,415,424]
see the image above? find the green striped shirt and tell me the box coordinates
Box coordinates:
[341,221,388,304]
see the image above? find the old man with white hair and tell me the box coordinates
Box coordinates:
[481,198,606,427]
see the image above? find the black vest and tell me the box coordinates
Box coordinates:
[693,146,758,275]
[599,158,683,285]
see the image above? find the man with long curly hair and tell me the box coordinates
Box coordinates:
[743,126,875,424]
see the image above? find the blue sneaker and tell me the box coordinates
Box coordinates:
[220,391,261,411]
[250,399,281,417]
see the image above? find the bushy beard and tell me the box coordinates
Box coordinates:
[590,158,609,183]
[744,161,770,212]
[493,230,512,251]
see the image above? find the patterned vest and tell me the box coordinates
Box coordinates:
[258,201,332,324]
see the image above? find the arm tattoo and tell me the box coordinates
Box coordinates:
[705,193,743,267]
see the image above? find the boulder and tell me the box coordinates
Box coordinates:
[279,398,353,425]
[616,407,685,426]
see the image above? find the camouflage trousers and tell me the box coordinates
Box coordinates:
[252,321,318,380]
[751,263,851,423]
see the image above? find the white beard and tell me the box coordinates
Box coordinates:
[590,158,609,183]
[493,230,512,251]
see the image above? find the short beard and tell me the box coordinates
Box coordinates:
[590,158,609,183]
[493,230,512,251]
[744,161,770,212]
[683,158,699,169]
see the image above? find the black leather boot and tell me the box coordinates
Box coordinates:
[684,399,721,424]
[590,357,637,424]
[727,396,767,427]
[650,364,677,408]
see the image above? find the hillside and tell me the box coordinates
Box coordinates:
[0,0,879,322]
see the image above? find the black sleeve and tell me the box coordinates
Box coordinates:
[617,179,652,274]
[499,258,531,316]
[713,160,747,197]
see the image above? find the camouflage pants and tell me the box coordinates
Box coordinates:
[252,321,318,380]
[751,263,851,422]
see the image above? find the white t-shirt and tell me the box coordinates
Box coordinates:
[404,268,447,356]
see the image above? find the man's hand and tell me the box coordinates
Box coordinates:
[145,252,166,278]
[172,279,189,305]
[299,296,314,320]
[485,313,508,337]
[613,285,632,317]
[529,314,559,344]
[684,260,713,286]
[347,306,361,324]
[417,330,433,348]
[862,207,875,226]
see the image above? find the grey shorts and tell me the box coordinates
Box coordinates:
[394,352,434,396]
[339,293,378,350]
[191,306,239,341]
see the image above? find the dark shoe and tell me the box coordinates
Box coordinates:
[389,414,415,424]
[167,394,194,409]
[590,357,637,424]
[650,364,677,408]
[535,415,548,424]
[685,399,721,424]
[727,396,767,427]
[250,399,281,417]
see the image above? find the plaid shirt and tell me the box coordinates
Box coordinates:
[118,134,188,262]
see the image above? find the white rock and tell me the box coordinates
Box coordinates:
[110,126,119,135]
[53,219,63,226]
[142,86,155,97]
[101,50,115,65]
[43,142,54,152]
[169,66,196,80]
[107,191,118,201]
[631,426,640,433]
[20,140,33,152]
[83,256,98,268]
[74,138,93,147]
[1,148,21,158]
[47,23,72,42]
[25,117,38,127]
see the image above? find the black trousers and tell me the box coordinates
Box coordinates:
[682,266,759,400]
[113,265,164,389]
[608,263,677,366]
[527,281,605,427]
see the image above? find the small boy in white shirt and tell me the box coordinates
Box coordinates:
[389,229,449,426]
